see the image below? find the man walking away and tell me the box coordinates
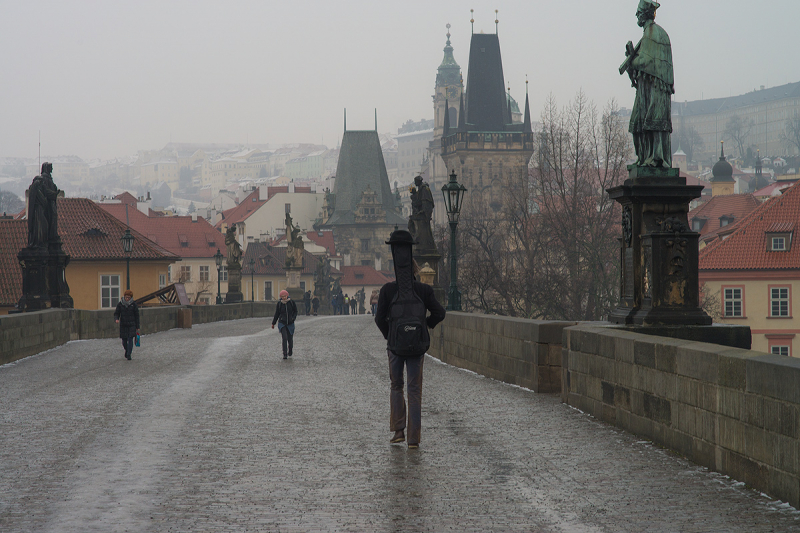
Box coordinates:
[375,229,445,449]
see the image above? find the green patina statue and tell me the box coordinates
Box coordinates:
[620,0,674,168]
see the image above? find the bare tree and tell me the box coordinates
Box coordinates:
[672,126,704,163]
[449,91,630,321]
[724,115,754,159]
[699,282,722,321]
[532,92,630,320]
[781,116,800,156]
[0,190,24,214]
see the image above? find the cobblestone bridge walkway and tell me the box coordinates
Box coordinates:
[1,315,799,532]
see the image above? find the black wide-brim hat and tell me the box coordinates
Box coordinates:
[385,229,417,246]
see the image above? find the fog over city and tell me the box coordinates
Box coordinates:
[1,0,798,160]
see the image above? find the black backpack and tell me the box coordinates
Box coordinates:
[387,282,430,357]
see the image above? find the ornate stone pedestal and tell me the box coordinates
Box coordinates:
[16,247,51,311]
[225,264,243,303]
[285,268,304,302]
[606,166,711,326]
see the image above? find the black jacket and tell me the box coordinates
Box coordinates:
[114,299,140,339]
[374,281,446,340]
[272,299,298,326]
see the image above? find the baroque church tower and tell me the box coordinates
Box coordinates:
[428,24,463,226]
[440,17,533,212]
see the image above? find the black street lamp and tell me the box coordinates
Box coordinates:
[249,258,255,302]
[441,169,467,311]
[214,248,224,304]
[120,229,135,291]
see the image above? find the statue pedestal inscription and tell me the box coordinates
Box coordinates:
[607,166,710,325]
[16,247,51,311]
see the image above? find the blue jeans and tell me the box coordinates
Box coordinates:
[388,351,424,445]
[121,337,134,358]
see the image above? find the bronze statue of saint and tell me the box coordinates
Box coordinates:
[27,162,60,248]
[621,0,674,168]
[284,212,304,268]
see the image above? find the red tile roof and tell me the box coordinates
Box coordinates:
[339,265,393,287]
[215,189,266,229]
[0,199,178,306]
[0,220,26,306]
[241,242,319,275]
[59,198,178,261]
[688,194,760,243]
[113,192,138,206]
[100,203,226,258]
[699,180,800,271]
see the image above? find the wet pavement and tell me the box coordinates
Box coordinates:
[1,314,799,532]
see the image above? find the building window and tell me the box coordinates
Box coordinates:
[285,203,291,214]
[199,265,210,281]
[159,274,167,288]
[264,281,273,300]
[770,287,790,317]
[300,281,306,292]
[168,265,172,282]
[220,266,228,282]
[772,237,786,251]
[180,265,192,282]
[771,345,790,357]
[361,239,370,252]
[723,287,743,317]
[101,275,120,309]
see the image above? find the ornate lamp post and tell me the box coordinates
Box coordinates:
[120,229,135,291]
[249,258,255,302]
[214,248,224,304]
[441,169,467,311]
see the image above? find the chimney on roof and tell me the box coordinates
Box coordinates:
[191,213,198,222]
[146,191,151,201]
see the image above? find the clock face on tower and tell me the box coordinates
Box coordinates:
[447,86,459,99]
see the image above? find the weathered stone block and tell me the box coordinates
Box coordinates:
[676,343,719,382]
[771,433,798,476]
[718,387,742,420]
[655,341,678,373]
[743,393,765,429]
[643,392,671,425]
[744,424,770,465]
[634,340,656,368]
[769,469,800,510]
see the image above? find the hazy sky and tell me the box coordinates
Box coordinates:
[2,0,798,161]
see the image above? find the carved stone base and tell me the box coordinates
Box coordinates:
[225,265,243,303]
[606,166,711,326]
[17,247,51,311]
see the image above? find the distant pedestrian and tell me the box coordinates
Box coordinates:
[350,296,358,315]
[303,290,312,316]
[343,294,350,315]
[370,289,379,315]
[375,230,445,449]
[311,295,320,316]
[272,290,298,359]
[114,289,140,361]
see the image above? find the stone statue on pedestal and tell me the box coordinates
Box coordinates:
[620,0,674,168]
[224,223,243,303]
[407,175,436,252]
[17,163,73,311]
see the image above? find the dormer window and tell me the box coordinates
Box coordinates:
[691,218,706,232]
[719,216,734,227]
[767,233,792,252]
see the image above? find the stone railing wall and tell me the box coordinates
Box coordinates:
[562,324,800,509]
[427,312,576,393]
[0,303,275,366]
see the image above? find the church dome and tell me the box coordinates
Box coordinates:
[711,142,734,182]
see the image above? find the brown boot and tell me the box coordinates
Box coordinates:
[390,430,405,444]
